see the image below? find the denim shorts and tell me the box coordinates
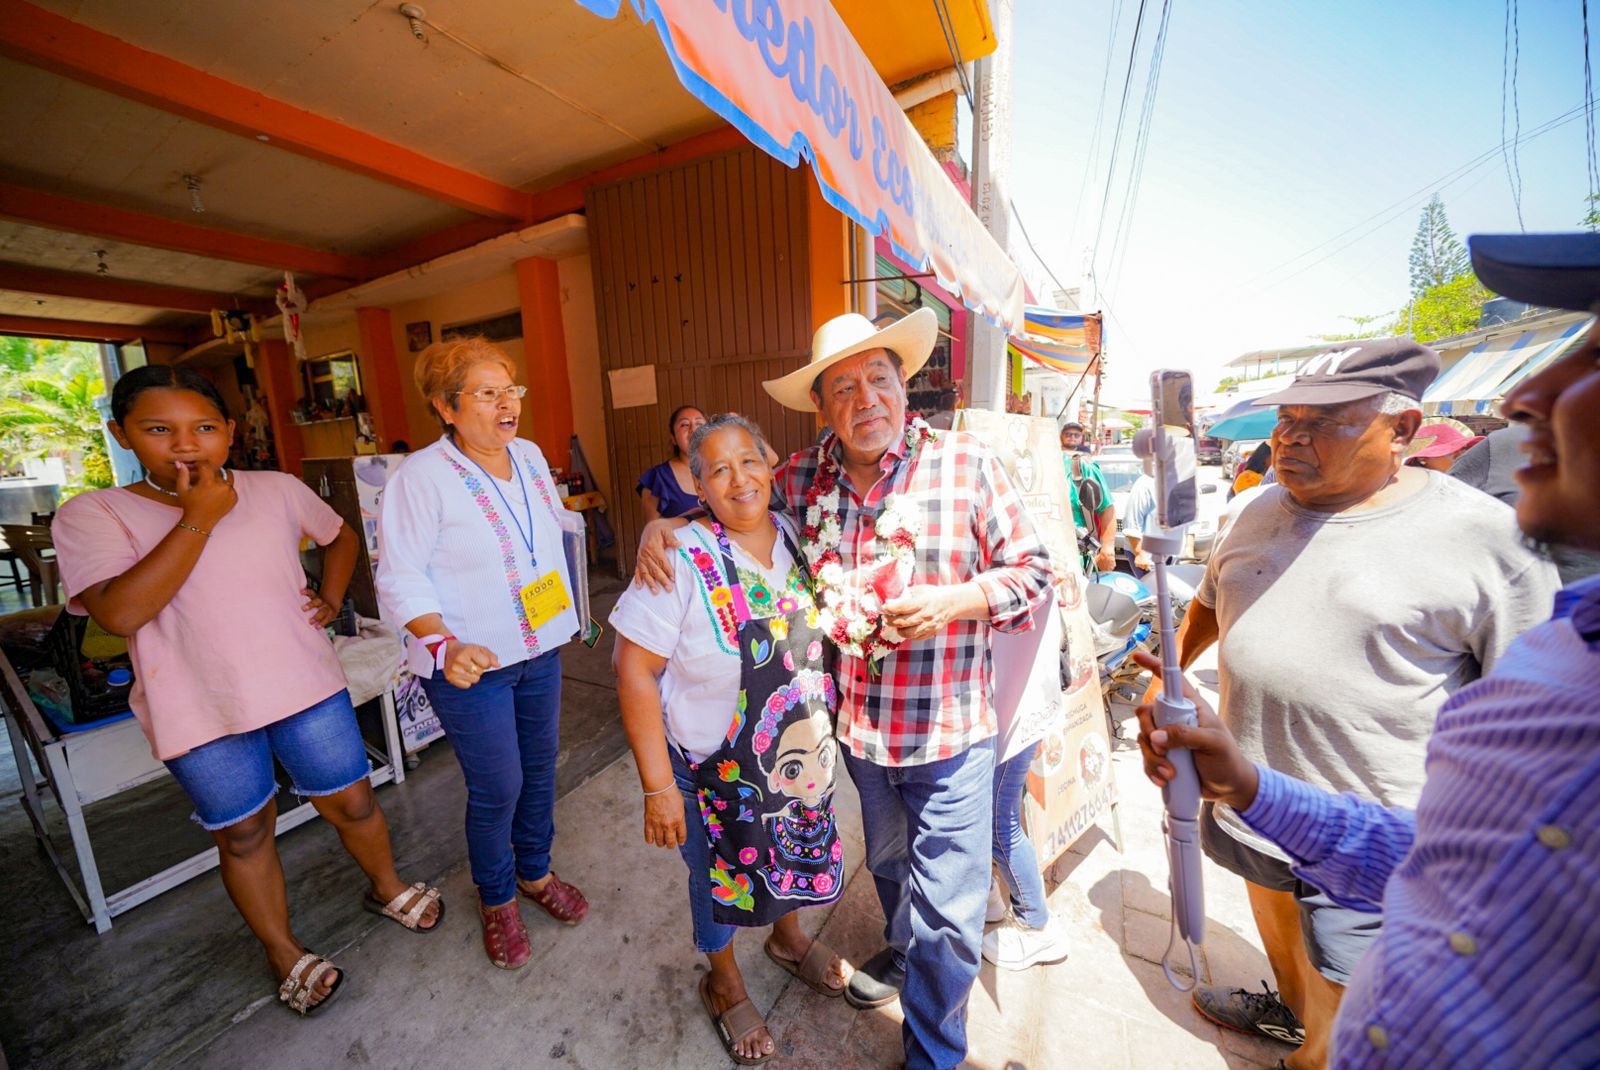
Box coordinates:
[1200,802,1381,984]
[163,689,372,830]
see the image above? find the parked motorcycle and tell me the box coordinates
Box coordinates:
[1084,567,1203,719]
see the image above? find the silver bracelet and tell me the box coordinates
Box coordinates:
[642,783,676,798]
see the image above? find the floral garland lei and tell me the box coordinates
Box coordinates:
[800,417,935,663]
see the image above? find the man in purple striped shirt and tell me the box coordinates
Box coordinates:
[1138,231,1600,1069]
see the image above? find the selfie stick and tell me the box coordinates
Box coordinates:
[1139,374,1205,991]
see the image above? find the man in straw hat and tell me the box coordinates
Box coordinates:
[636,308,1053,1069]
[1137,232,1600,1068]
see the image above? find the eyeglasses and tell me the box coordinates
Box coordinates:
[454,385,528,404]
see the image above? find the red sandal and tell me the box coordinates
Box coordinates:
[519,872,589,925]
[479,900,532,969]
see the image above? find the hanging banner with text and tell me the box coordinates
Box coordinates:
[574,0,1028,334]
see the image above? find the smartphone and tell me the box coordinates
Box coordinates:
[1150,370,1198,529]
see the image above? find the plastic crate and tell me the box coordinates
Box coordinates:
[46,609,135,724]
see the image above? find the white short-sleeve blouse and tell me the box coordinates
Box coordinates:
[609,516,810,762]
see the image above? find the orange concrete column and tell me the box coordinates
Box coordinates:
[256,339,304,475]
[807,181,850,332]
[515,256,574,469]
[355,306,411,448]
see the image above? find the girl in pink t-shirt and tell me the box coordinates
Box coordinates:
[52,365,445,1016]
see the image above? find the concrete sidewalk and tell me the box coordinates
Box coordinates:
[184,687,1293,1070]
[756,697,1292,1070]
[10,638,1297,1069]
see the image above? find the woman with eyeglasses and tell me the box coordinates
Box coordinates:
[376,337,589,971]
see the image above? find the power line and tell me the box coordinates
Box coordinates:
[1009,199,1069,295]
[931,0,975,107]
[1088,0,1153,290]
[1105,0,1176,297]
[1586,0,1598,226]
[1231,102,1588,295]
[1501,0,1526,229]
[1066,0,1126,259]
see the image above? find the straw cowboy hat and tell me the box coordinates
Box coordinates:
[762,308,938,413]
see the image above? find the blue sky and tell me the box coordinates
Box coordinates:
[1006,0,1596,399]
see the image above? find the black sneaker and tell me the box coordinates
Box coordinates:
[844,947,906,1009]
[1192,981,1305,1046]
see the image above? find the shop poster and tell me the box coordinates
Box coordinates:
[956,410,1117,868]
[354,454,445,753]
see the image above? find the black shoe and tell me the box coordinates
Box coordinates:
[844,947,906,1009]
[1191,980,1305,1046]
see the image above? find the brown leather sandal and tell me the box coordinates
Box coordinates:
[518,872,589,925]
[698,973,774,1066]
[763,937,847,997]
[479,900,532,969]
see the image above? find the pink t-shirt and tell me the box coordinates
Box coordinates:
[53,471,350,760]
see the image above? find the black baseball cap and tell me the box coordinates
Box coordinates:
[1254,337,1440,408]
[1062,421,1084,431]
[1470,233,1600,312]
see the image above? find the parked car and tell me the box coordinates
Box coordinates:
[1195,435,1224,466]
[1092,449,1225,568]
[1223,438,1267,478]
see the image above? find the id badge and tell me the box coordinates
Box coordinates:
[519,570,572,631]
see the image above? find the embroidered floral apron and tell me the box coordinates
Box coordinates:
[684,517,845,927]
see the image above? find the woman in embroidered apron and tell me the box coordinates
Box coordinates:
[612,415,848,1066]
[376,338,589,972]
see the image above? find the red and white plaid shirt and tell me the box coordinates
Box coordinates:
[775,425,1053,767]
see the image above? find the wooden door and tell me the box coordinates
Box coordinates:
[587,147,815,573]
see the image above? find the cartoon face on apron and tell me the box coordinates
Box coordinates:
[682,516,845,927]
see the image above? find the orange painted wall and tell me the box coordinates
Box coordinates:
[807,181,850,334]
[516,256,574,471]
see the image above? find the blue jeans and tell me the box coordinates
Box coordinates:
[671,748,737,954]
[164,689,369,830]
[420,650,562,905]
[844,737,995,1070]
[992,741,1050,929]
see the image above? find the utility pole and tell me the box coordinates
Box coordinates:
[967,0,1013,412]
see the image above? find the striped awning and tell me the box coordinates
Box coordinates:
[1477,319,1590,400]
[1424,319,1589,415]
[1009,306,1102,375]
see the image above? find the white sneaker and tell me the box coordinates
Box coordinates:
[982,916,1070,970]
[985,878,1009,924]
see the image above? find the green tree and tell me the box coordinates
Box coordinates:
[0,340,113,496]
[1583,193,1600,230]
[1319,312,1388,342]
[1408,194,1470,295]
[1395,272,1490,343]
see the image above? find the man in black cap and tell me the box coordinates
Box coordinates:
[1157,336,1560,1068]
[1138,237,1600,1068]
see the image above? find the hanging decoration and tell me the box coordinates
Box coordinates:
[275,271,309,363]
[211,308,261,367]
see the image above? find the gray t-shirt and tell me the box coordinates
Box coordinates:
[1197,473,1561,848]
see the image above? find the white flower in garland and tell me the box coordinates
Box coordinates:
[799,417,937,666]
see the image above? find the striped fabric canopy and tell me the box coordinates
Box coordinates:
[1424,318,1589,415]
[1009,306,1102,375]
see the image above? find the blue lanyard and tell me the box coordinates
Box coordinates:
[459,440,539,568]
